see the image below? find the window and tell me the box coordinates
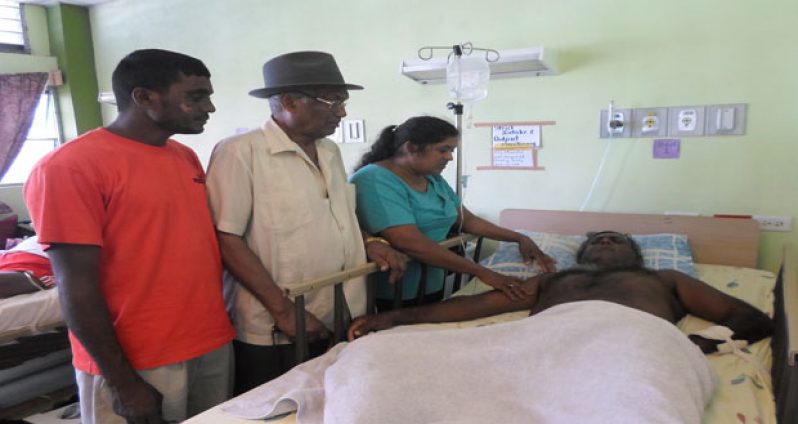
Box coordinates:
[1,90,61,184]
[0,0,26,52]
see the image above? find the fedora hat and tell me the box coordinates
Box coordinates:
[249,51,363,98]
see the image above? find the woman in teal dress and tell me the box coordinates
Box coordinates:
[350,116,555,310]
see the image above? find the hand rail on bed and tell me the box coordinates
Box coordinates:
[783,244,798,366]
[286,233,478,363]
[774,243,798,423]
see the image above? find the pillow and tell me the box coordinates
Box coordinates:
[480,230,697,278]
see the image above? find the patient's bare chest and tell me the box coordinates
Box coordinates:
[530,270,683,322]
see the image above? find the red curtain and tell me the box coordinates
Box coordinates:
[0,72,49,180]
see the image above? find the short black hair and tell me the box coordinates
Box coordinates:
[111,49,210,111]
[575,231,644,265]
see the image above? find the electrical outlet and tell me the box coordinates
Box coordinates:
[599,109,631,138]
[752,215,793,232]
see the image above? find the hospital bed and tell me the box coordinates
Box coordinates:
[186,209,796,424]
[0,272,73,419]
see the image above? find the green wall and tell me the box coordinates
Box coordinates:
[87,0,798,271]
[48,4,101,140]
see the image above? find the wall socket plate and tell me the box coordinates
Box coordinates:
[752,215,793,232]
[599,109,632,138]
[667,106,705,137]
[705,103,747,136]
[631,107,668,138]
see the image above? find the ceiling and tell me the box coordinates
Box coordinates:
[23,0,115,6]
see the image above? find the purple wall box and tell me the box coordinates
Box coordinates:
[653,139,680,159]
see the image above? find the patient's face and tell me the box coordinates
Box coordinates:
[578,232,641,268]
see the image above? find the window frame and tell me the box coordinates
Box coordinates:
[0,88,63,187]
[0,1,30,54]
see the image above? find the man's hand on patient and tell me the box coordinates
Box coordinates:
[365,241,408,283]
[273,306,331,342]
[348,313,397,341]
[517,236,556,273]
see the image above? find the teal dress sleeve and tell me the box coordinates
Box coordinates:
[351,165,415,234]
[351,165,462,301]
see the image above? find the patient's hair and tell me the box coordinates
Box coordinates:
[355,116,458,171]
[112,49,210,111]
[575,231,643,266]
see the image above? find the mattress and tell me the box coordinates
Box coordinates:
[184,263,777,424]
[0,288,62,343]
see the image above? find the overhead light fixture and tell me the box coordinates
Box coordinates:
[401,47,557,85]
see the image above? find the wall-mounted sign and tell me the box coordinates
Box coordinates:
[475,121,555,170]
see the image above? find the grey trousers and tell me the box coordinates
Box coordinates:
[75,342,232,424]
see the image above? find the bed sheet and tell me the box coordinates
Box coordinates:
[184,263,777,424]
[0,288,62,342]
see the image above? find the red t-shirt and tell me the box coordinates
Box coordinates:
[24,128,234,373]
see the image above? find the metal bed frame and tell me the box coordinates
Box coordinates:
[287,233,481,363]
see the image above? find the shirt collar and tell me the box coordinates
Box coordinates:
[262,117,310,155]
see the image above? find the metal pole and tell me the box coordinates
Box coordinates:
[448,102,464,198]
[294,295,308,363]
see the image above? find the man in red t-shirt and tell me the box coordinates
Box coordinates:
[24,49,234,424]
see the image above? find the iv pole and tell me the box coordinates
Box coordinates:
[416,43,498,199]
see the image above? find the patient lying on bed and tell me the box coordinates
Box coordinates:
[0,236,53,298]
[221,231,773,424]
[349,230,774,352]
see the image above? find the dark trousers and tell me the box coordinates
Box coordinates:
[375,288,445,312]
[232,339,329,395]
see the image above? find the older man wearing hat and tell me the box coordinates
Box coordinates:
[206,51,405,394]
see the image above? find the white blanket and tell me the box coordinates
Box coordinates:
[223,300,715,424]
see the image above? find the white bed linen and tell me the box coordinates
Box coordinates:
[221,301,715,424]
[0,288,62,342]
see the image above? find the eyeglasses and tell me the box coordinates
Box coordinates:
[312,96,347,111]
[297,92,347,111]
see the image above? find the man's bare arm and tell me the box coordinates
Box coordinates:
[348,275,542,340]
[666,269,774,351]
[48,244,166,423]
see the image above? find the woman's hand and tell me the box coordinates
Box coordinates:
[478,270,530,301]
[347,313,397,341]
[518,237,556,273]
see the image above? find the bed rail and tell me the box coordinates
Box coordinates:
[774,243,798,423]
[286,233,480,363]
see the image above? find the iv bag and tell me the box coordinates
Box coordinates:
[446,54,490,104]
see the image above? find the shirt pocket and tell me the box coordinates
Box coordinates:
[261,183,314,236]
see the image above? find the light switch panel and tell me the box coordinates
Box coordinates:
[344,119,366,143]
[705,103,747,136]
